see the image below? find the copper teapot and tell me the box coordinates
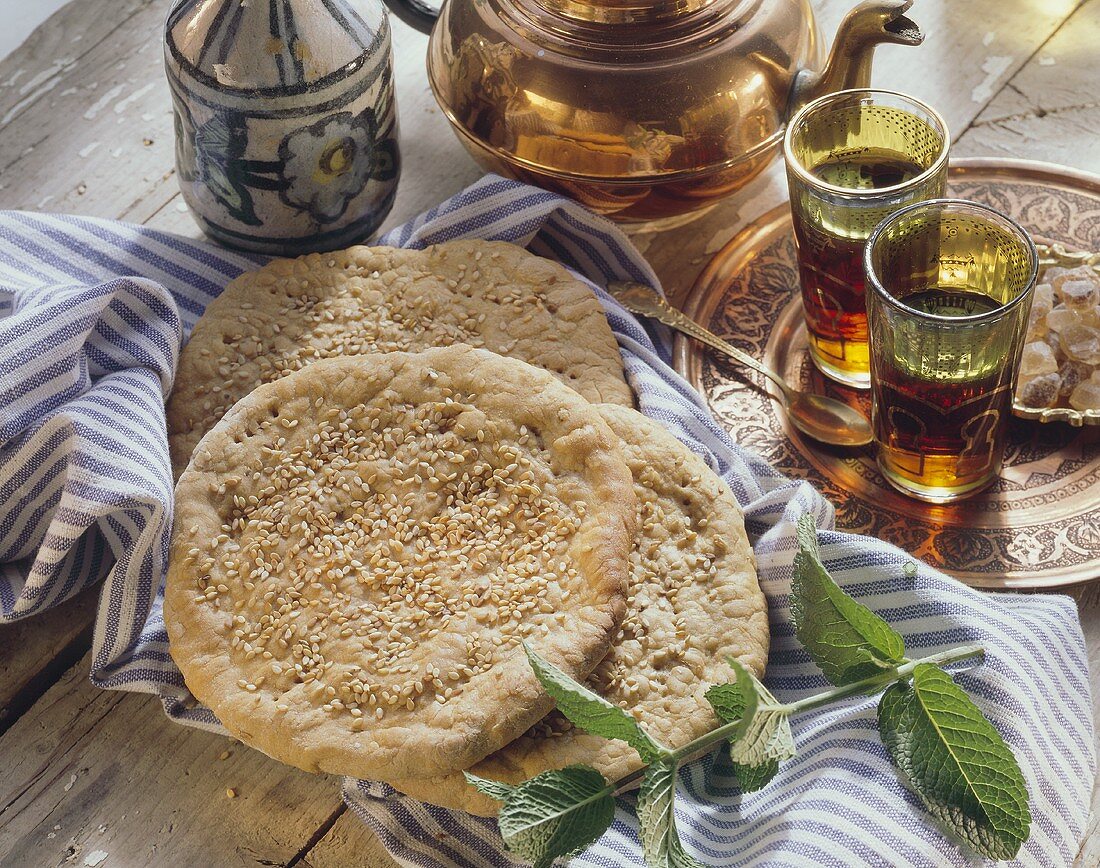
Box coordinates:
[383,0,924,228]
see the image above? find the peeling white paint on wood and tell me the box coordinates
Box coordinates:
[113,81,155,114]
[83,83,124,120]
[16,57,74,96]
[0,57,74,125]
[971,55,1014,103]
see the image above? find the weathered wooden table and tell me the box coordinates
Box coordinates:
[0,1,1097,866]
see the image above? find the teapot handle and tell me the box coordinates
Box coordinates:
[382,0,439,35]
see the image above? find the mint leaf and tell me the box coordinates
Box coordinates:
[464,772,517,803]
[705,677,757,741]
[707,658,792,791]
[494,765,615,868]
[791,514,907,685]
[525,643,665,763]
[727,699,794,774]
[637,760,704,868]
[878,664,1031,860]
[730,758,780,792]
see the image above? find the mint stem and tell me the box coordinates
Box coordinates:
[608,643,984,797]
[781,644,985,716]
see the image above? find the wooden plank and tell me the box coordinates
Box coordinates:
[953,0,1100,169]
[0,0,175,221]
[0,586,97,735]
[0,0,152,127]
[0,653,347,868]
[299,811,399,868]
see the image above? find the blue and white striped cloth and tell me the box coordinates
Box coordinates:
[0,175,1092,866]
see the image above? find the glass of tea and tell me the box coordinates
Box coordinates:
[784,89,950,388]
[864,199,1038,503]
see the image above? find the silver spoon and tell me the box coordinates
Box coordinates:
[608,281,874,448]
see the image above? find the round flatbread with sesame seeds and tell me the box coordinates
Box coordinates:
[164,345,635,782]
[389,404,768,814]
[167,240,632,478]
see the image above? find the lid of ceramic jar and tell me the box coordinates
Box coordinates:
[167,0,383,94]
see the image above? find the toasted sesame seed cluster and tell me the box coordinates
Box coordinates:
[167,240,631,478]
[165,346,635,781]
[392,404,768,815]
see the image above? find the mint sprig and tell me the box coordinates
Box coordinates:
[476,516,1030,866]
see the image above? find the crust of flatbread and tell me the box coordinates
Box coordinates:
[165,346,635,781]
[391,404,768,814]
[167,241,631,477]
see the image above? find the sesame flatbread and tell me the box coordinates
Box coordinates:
[164,346,636,781]
[167,240,631,478]
[391,404,768,814]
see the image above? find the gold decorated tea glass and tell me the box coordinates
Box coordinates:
[784,89,950,388]
[864,199,1038,503]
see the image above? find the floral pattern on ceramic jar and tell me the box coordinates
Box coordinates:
[165,0,400,256]
[279,108,397,224]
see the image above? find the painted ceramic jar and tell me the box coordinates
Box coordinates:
[165,0,400,256]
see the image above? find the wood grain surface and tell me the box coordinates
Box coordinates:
[0,0,1096,865]
[0,654,348,867]
[0,585,95,734]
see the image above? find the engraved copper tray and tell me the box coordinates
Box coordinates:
[675,158,1100,589]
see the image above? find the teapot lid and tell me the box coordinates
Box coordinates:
[167,0,382,94]
[539,0,717,24]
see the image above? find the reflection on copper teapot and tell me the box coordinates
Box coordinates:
[383,0,925,228]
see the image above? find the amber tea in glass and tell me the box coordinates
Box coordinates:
[865,199,1038,503]
[784,89,950,387]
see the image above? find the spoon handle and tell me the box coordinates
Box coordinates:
[607,282,789,393]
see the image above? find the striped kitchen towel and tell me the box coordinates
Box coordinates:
[0,175,1093,866]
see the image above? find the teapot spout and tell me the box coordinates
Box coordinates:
[791,0,923,113]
